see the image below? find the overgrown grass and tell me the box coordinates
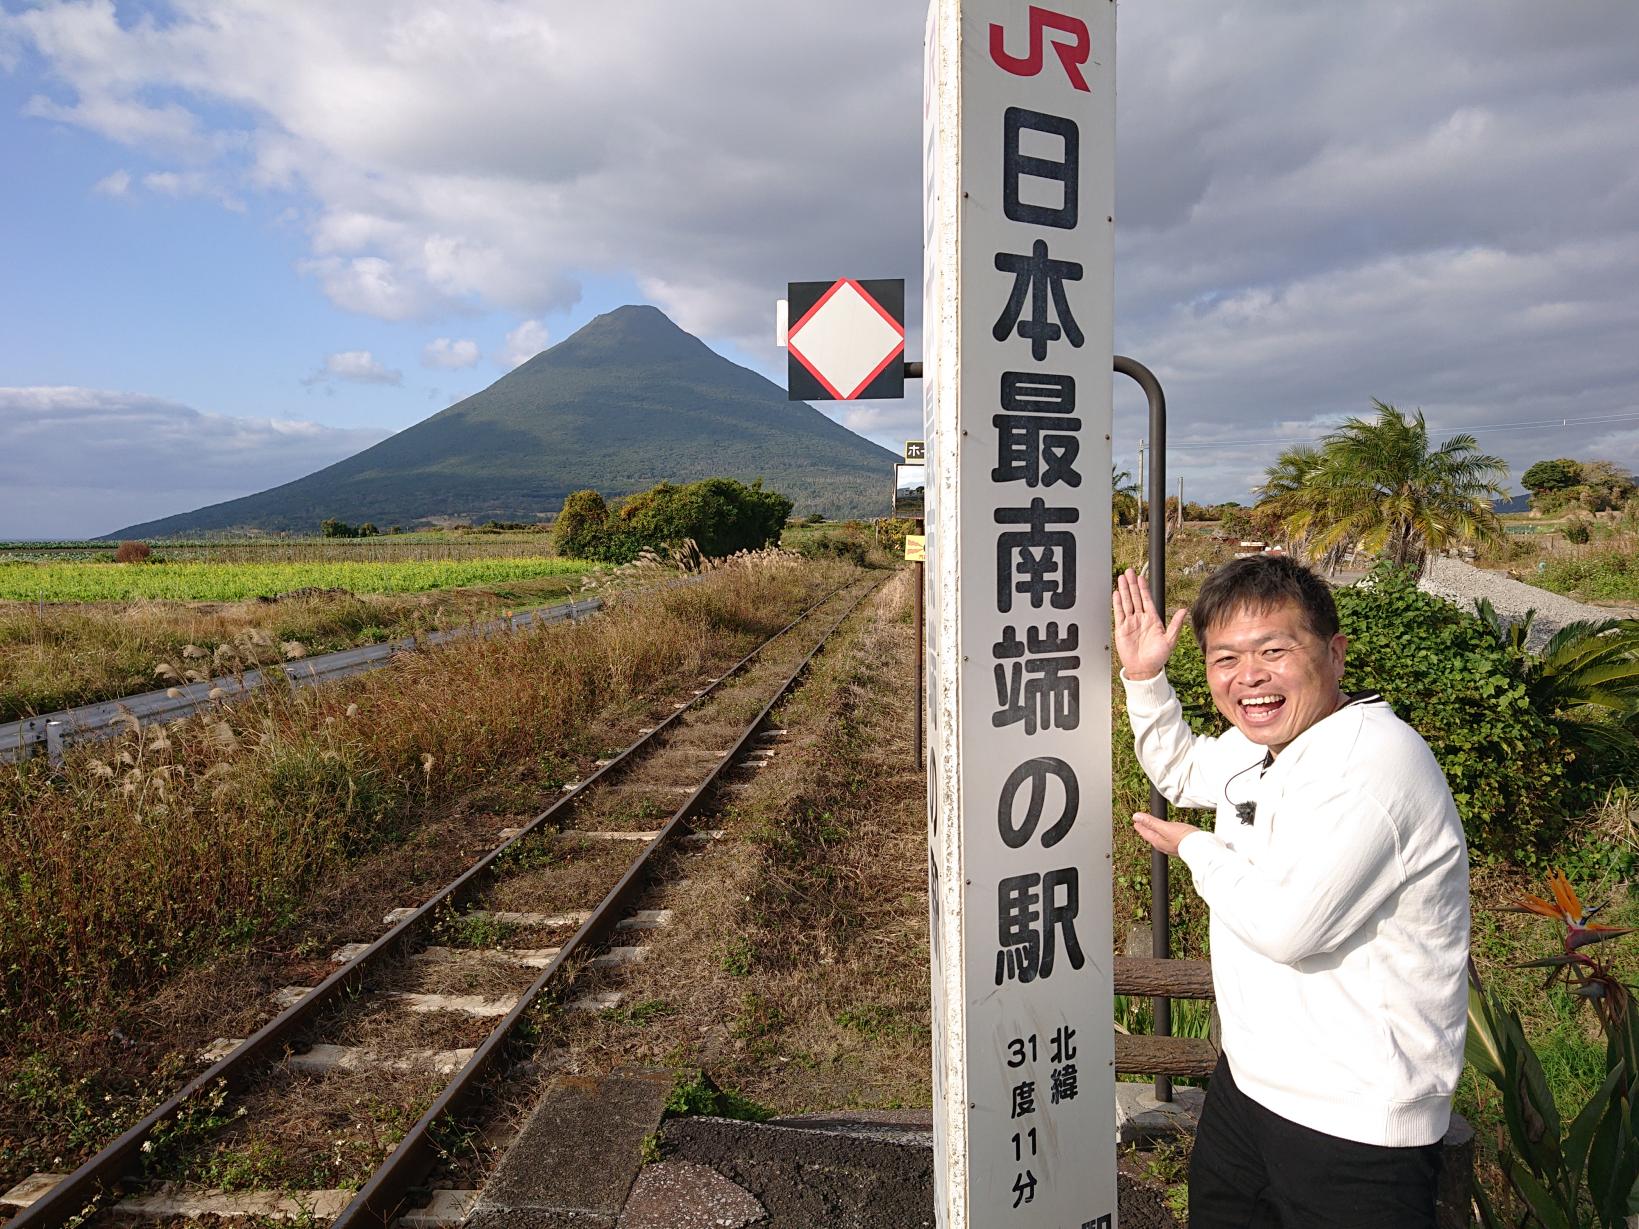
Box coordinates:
[0,556,588,602]
[0,573,595,722]
[0,553,848,1041]
[1536,545,1639,604]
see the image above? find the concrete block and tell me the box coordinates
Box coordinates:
[618,910,673,930]
[467,1068,675,1229]
[580,830,664,842]
[591,946,650,969]
[112,1185,352,1220]
[2,1173,65,1210]
[568,991,626,1012]
[615,1161,765,1229]
[1114,1083,1205,1145]
[398,1189,479,1228]
[385,991,517,1018]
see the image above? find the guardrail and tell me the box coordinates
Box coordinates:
[0,597,605,764]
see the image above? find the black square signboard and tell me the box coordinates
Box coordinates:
[786,278,906,401]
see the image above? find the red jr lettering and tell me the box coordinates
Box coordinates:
[988,6,1092,93]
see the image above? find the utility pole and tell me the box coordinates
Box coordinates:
[1137,439,1147,533]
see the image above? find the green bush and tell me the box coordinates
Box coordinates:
[1159,566,1574,865]
[791,528,869,567]
[553,478,793,564]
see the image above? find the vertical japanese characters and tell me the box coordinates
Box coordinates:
[925,0,1114,1224]
[983,5,1106,1224]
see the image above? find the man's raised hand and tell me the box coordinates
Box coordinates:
[1112,568,1187,681]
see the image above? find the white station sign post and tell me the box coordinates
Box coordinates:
[923,0,1116,1225]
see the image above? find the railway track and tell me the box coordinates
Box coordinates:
[4,575,881,1229]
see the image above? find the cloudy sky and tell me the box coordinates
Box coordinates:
[3,1,1637,538]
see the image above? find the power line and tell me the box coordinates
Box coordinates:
[1156,410,1639,452]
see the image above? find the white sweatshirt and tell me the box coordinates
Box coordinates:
[1124,671,1470,1147]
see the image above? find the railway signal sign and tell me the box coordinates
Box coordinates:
[894,462,926,518]
[785,278,905,401]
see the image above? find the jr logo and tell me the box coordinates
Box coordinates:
[988,6,1092,93]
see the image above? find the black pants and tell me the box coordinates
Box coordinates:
[1189,1056,1441,1228]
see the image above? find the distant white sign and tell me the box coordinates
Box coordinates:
[924,0,1116,1226]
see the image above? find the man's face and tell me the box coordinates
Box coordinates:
[1202,600,1347,755]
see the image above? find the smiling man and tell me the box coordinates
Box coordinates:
[1113,555,1469,1229]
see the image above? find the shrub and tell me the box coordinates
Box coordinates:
[1564,520,1592,545]
[552,489,614,559]
[113,540,152,564]
[555,478,793,564]
[792,526,869,566]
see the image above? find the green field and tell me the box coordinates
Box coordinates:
[0,532,558,565]
[0,557,589,603]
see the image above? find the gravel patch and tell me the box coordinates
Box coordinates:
[1416,556,1618,651]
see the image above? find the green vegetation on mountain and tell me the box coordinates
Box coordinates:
[108,306,899,538]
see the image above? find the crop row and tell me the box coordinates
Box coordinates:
[0,557,589,603]
[0,536,560,566]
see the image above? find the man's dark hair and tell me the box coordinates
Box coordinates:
[1190,554,1340,646]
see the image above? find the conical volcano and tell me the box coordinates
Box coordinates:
[108,305,900,537]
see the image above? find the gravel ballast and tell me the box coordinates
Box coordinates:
[1415,556,1619,651]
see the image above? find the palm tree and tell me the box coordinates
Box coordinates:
[1474,599,1639,773]
[1254,446,1355,570]
[1265,401,1508,577]
[1112,465,1140,528]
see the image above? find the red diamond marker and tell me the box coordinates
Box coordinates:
[786,279,906,400]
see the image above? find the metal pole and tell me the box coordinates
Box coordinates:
[1115,354,1172,1103]
[914,533,925,767]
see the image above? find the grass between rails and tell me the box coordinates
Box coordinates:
[0,556,589,603]
[543,568,931,1113]
[0,555,852,1048]
[0,572,599,723]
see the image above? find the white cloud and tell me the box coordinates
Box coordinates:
[422,336,478,369]
[0,387,390,538]
[91,168,130,197]
[304,349,402,386]
[500,319,550,369]
[5,2,1639,498]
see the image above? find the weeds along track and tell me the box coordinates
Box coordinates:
[5,576,881,1229]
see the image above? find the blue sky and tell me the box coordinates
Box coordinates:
[4,1,1639,537]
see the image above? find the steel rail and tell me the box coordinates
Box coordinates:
[7,577,856,1229]
[334,575,883,1229]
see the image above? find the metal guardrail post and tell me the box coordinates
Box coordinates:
[1115,354,1172,1104]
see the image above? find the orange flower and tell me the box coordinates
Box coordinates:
[1512,870,1633,951]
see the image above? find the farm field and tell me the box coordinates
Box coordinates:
[0,558,602,721]
[0,556,587,603]
[0,531,560,565]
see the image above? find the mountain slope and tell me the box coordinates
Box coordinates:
[109,306,900,537]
